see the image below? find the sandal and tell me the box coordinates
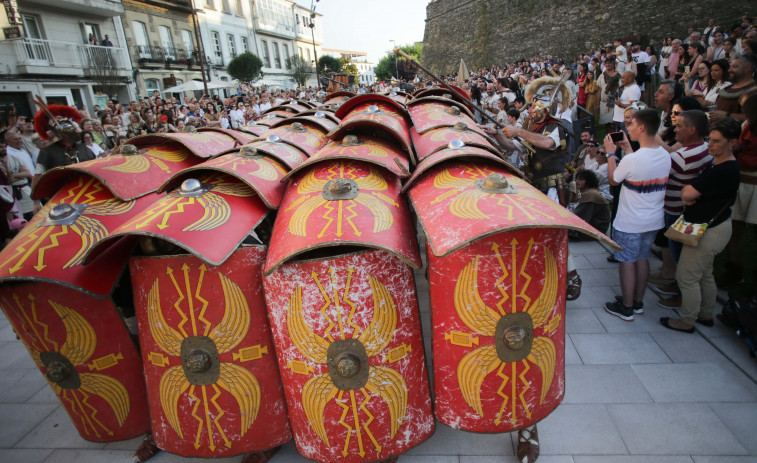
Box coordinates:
[132,433,159,463]
[517,424,540,463]
[566,270,582,301]
[241,447,281,463]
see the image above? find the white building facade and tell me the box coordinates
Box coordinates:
[322,48,376,86]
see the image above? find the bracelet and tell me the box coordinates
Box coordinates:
[606,152,615,158]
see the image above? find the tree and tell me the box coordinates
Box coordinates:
[374,42,423,82]
[226,52,264,84]
[339,57,359,80]
[317,55,342,77]
[88,47,125,98]
[286,55,314,88]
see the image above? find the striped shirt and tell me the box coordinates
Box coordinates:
[664,142,712,215]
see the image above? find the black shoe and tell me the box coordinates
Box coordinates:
[605,301,634,321]
[614,296,644,314]
[660,317,695,333]
[607,255,620,263]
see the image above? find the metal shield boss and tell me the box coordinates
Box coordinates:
[428,229,567,432]
[130,246,291,457]
[0,283,151,441]
[262,249,434,462]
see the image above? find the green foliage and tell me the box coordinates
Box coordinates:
[375,42,423,82]
[286,55,314,88]
[339,57,359,80]
[317,55,342,76]
[226,52,264,84]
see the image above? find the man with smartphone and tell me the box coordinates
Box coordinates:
[603,109,671,321]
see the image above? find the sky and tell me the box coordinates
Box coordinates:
[294,0,428,64]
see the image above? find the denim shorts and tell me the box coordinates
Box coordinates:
[612,228,657,262]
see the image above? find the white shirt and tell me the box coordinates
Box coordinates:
[615,45,628,63]
[632,51,650,64]
[229,108,245,128]
[7,145,36,175]
[613,83,641,122]
[611,146,671,233]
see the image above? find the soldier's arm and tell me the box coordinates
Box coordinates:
[503,126,556,150]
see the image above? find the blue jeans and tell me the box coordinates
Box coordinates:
[665,212,683,263]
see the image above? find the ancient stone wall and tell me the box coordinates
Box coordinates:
[422,0,754,75]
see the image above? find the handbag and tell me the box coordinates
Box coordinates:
[664,203,729,247]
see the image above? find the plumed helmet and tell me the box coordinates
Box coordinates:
[34,104,83,140]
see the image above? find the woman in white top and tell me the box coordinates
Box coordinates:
[259,98,272,113]
[81,131,105,158]
[701,59,731,108]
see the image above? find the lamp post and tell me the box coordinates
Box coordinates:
[389,40,397,79]
[309,0,320,90]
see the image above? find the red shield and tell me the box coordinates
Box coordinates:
[429,228,567,432]
[406,161,619,257]
[408,101,480,135]
[257,121,328,157]
[264,160,421,274]
[255,113,289,127]
[272,113,340,134]
[323,92,355,106]
[413,86,470,102]
[238,125,270,138]
[32,144,200,201]
[0,283,150,441]
[0,175,157,296]
[242,139,308,170]
[91,172,270,266]
[129,132,239,159]
[283,135,411,182]
[410,125,499,161]
[131,246,291,457]
[160,151,289,209]
[262,249,434,462]
[198,127,257,145]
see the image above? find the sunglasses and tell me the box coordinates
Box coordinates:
[672,110,683,116]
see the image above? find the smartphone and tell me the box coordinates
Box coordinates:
[684,65,691,74]
[610,131,625,143]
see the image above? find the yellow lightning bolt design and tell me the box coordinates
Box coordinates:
[343,201,362,237]
[81,181,104,205]
[5,227,54,274]
[370,191,399,207]
[329,268,346,340]
[359,388,381,453]
[510,362,517,424]
[157,197,196,230]
[189,386,204,450]
[285,193,313,213]
[79,389,113,436]
[32,227,68,272]
[337,390,353,457]
[317,200,336,238]
[518,360,532,420]
[492,242,509,316]
[71,392,99,438]
[311,271,335,342]
[350,390,366,458]
[342,267,361,338]
[166,266,189,337]
[182,264,199,337]
[210,384,232,449]
[510,238,519,314]
[201,386,215,451]
[518,238,535,312]
[194,264,211,337]
[494,363,510,425]
[493,195,515,220]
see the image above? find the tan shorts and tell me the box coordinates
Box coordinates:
[732,182,757,224]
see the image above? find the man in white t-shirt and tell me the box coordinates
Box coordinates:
[603,109,671,321]
[612,72,641,131]
[614,39,628,73]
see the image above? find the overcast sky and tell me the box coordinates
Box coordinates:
[295,0,428,64]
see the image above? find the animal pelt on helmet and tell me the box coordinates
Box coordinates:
[34,105,83,140]
[524,76,573,110]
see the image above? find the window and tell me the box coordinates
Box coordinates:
[254,0,294,31]
[261,40,270,67]
[283,44,290,69]
[159,26,175,59]
[241,36,249,53]
[298,46,303,57]
[205,0,215,9]
[235,0,244,16]
[272,42,281,68]
[181,30,194,54]
[22,15,45,61]
[227,34,236,58]
[145,79,160,93]
[306,48,311,62]
[81,23,100,45]
[211,31,222,64]
[222,0,231,13]
[133,20,151,59]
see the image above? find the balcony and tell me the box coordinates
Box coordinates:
[26,0,123,17]
[10,38,130,76]
[254,17,295,39]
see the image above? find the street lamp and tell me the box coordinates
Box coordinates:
[389,40,397,79]
[310,0,320,89]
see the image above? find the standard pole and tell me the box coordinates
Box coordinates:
[189,0,209,96]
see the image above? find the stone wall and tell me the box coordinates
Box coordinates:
[422,0,754,75]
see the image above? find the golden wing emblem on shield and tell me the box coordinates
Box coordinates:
[454,244,558,425]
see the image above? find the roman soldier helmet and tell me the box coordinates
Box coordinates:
[33,103,83,142]
[524,74,572,126]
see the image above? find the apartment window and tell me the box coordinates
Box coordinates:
[205,0,215,9]
[81,23,100,45]
[211,31,222,58]
[222,0,231,13]
[181,30,194,54]
[298,46,303,57]
[241,36,249,53]
[132,20,151,58]
[272,42,281,68]
[254,0,294,31]
[261,40,270,67]
[283,44,290,69]
[235,0,244,16]
[227,34,236,58]
[145,79,160,92]
[159,26,175,59]
[306,48,311,62]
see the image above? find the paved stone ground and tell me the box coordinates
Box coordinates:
[1,240,756,463]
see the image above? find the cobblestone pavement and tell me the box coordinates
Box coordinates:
[1,240,756,463]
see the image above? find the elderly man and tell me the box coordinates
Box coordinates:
[711,54,756,123]
[613,71,641,131]
[667,39,683,79]
[654,80,679,134]
[4,129,36,177]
